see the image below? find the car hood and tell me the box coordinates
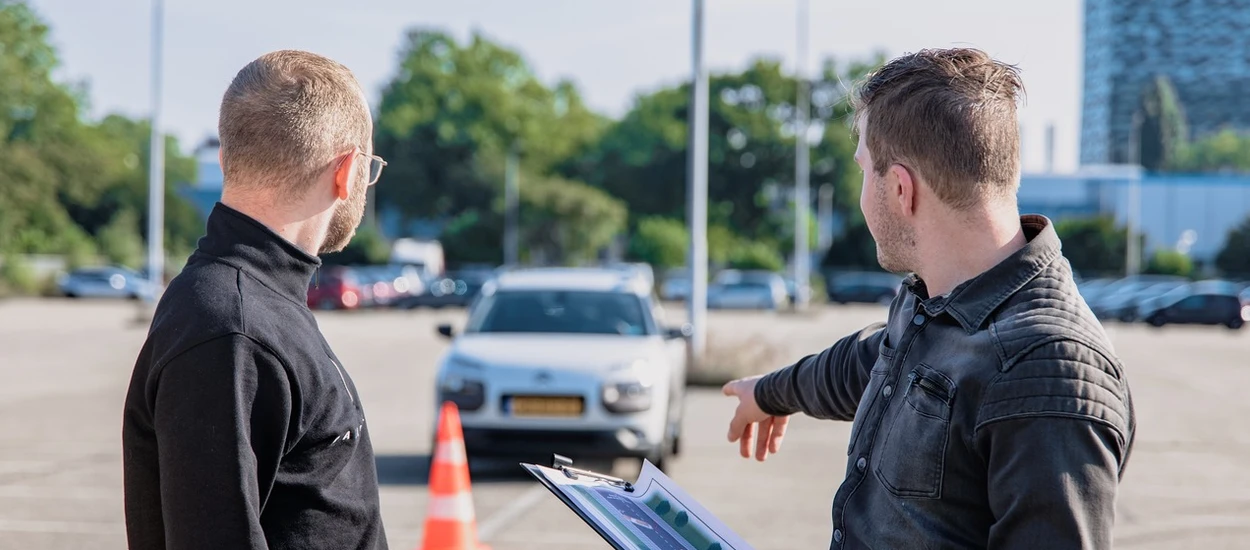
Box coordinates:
[450,333,667,372]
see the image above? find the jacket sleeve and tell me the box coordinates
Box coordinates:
[975,339,1134,549]
[752,323,886,420]
[152,334,294,550]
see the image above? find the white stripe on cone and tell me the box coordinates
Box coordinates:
[427,493,477,521]
[434,440,467,465]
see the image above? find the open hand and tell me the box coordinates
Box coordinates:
[722,375,790,462]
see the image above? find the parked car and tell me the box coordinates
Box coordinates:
[707,270,788,310]
[1138,282,1246,329]
[658,268,691,302]
[432,267,689,469]
[1088,276,1187,319]
[1099,280,1188,322]
[826,271,904,305]
[307,267,363,310]
[400,269,492,309]
[58,266,154,300]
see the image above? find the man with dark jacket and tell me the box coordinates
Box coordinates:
[722,48,1135,549]
[122,50,389,549]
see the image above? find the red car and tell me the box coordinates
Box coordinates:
[307,267,362,310]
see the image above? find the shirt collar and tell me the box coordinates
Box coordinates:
[905,215,1062,333]
[194,202,321,303]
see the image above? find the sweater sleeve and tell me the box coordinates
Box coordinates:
[152,334,293,550]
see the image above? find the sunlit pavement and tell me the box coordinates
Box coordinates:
[0,298,1246,549]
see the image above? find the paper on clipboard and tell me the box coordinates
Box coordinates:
[523,458,755,550]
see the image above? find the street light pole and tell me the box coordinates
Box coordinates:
[1127,112,1142,277]
[687,0,709,363]
[147,0,165,299]
[793,0,811,310]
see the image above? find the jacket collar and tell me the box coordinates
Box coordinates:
[194,202,321,303]
[906,215,1062,333]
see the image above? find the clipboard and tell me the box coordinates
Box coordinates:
[522,454,754,550]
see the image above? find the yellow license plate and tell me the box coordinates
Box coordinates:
[508,396,584,417]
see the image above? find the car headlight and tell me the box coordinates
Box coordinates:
[439,355,486,411]
[602,359,656,413]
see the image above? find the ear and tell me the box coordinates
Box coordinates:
[889,164,917,217]
[332,151,356,201]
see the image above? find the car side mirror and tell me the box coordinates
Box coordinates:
[437,324,455,339]
[664,324,693,340]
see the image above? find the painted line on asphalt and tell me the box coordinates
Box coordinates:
[477,485,548,542]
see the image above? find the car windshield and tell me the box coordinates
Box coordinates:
[466,290,653,336]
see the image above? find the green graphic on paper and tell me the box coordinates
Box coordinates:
[645,494,723,550]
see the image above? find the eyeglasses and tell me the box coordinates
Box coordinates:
[339,147,388,186]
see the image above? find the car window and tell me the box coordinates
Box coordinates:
[467,290,654,336]
[1177,295,1207,310]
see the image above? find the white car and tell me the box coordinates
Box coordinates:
[58,266,155,300]
[707,270,788,310]
[433,267,690,469]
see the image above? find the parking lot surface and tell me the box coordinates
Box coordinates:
[0,298,1247,549]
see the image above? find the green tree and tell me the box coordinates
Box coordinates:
[1145,249,1193,278]
[96,209,145,268]
[0,253,40,296]
[628,217,688,271]
[1215,216,1250,277]
[565,55,882,248]
[520,175,627,265]
[821,222,881,270]
[373,29,606,223]
[1172,129,1250,173]
[1137,75,1188,171]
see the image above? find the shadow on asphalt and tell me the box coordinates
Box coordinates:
[375,454,621,486]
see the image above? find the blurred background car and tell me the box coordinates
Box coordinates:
[432,267,689,469]
[658,268,691,302]
[57,266,154,300]
[1097,279,1188,322]
[307,266,363,310]
[1137,280,1246,329]
[399,269,493,309]
[825,271,904,305]
[1087,275,1188,320]
[707,269,788,310]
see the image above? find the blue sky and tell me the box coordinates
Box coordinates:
[28,0,1083,172]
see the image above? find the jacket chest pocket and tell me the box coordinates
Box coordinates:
[847,342,895,455]
[875,363,955,499]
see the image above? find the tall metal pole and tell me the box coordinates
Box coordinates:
[147,0,165,298]
[793,0,811,310]
[1126,112,1142,277]
[504,142,520,266]
[687,0,709,362]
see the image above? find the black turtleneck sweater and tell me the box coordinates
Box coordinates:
[122,204,387,550]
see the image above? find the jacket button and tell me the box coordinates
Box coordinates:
[883,385,893,397]
[912,313,926,325]
[834,529,843,543]
[856,456,867,471]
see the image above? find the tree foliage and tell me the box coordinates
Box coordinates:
[0,2,202,268]
[1137,75,1187,172]
[1144,249,1193,278]
[1055,216,1136,277]
[628,217,688,271]
[1215,216,1250,277]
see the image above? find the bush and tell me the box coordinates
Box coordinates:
[1145,249,1194,278]
[628,217,687,271]
[1215,216,1250,278]
[728,240,785,272]
[0,254,41,296]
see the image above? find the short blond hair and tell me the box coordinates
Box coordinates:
[218,50,371,194]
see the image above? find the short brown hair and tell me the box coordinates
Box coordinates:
[218,50,371,194]
[853,48,1024,209]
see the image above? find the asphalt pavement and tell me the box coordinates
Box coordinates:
[0,298,1247,549]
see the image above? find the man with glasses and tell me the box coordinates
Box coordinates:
[122,50,389,549]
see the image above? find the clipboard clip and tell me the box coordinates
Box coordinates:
[553,454,635,492]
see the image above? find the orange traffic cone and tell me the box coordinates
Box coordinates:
[420,402,490,550]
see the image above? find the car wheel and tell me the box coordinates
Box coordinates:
[1147,315,1165,327]
[1227,319,1244,330]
